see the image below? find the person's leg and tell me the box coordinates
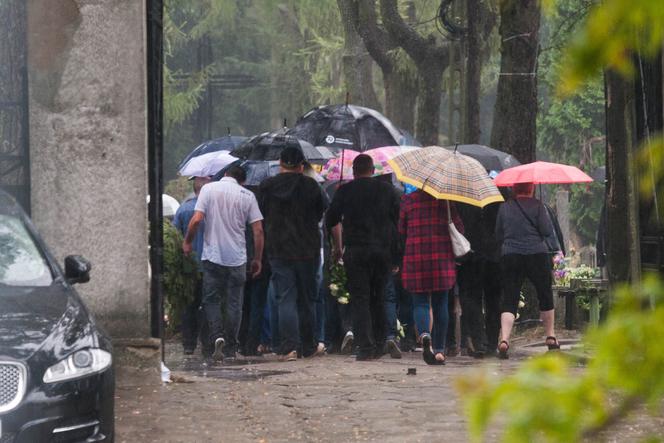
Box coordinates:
[483,260,502,352]
[295,259,318,357]
[181,277,202,353]
[499,255,525,352]
[384,274,398,341]
[526,253,556,340]
[246,272,269,355]
[270,259,300,356]
[431,290,449,355]
[411,293,432,337]
[344,248,373,359]
[460,259,488,354]
[201,261,225,356]
[267,280,280,351]
[369,253,389,356]
[313,254,326,345]
[222,264,247,358]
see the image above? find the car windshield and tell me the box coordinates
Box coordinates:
[0,214,53,286]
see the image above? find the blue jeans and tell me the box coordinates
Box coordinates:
[268,281,279,350]
[314,255,326,343]
[246,271,270,353]
[269,258,318,356]
[201,261,246,356]
[412,291,449,353]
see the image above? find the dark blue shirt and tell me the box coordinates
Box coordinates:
[173,196,204,266]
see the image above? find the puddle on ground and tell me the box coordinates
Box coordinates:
[165,354,291,381]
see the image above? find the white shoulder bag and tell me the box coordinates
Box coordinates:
[447,201,472,258]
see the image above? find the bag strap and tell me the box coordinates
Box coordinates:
[514,199,543,239]
[446,200,453,225]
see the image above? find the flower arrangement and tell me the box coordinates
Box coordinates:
[329,262,350,304]
[553,253,570,286]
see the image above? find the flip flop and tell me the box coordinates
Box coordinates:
[432,352,446,365]
[546,336,561,351]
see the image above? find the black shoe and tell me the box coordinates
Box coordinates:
[355,350,376,361]
[183,347,195,355]
[386,339,402,359]
[421,334,436,365]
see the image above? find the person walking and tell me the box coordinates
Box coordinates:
[399,190,462,365]
[326,154,401,361]
[495,182,558,359]
[258,147,327,361]
[183,166,264,362]
[173,176,210,355]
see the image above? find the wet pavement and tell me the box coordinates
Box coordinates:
[115,332,664,442]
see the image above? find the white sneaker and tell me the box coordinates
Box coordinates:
[341,331,354,354]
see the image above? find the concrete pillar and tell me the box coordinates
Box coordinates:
[26,0,150,340]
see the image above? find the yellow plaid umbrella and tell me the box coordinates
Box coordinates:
[388,146,504,207]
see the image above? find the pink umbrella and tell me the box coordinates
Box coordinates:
[321,146,418,180]
[493,161,593,186]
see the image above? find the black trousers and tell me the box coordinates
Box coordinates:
[343,247,390,356]
[457,259,502,351]
[181,278,203,350]
[500,253,553,315]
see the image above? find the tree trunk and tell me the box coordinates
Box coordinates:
[490,0,540,163]
[417,63,445,145]
[384,70,417,133]
[605,70,641,286]
[337,0,380,110]
[464,0,482,144]
[0,0,29,211]
[379,0,449,145]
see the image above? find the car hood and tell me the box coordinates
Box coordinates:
[0,282,92,361]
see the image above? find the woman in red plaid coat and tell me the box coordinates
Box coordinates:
[399,190,464,365]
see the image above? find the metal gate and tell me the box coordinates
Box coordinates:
[0,0,30,213]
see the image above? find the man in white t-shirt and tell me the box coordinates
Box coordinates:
[183,165,264,361]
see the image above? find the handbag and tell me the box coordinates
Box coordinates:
[447,201,472,259]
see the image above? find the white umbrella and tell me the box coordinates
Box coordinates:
[178,150,237,177]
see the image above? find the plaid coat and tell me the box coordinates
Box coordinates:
[398,190,464,293]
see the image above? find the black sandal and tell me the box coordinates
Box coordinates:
[497,340,509,359]
[422,334,436,365]
[546,336,560,351]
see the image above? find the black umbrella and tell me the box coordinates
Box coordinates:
[443,144,520,172]
[212,159,323,187]
[230,132,336,164]
[177,135,248,170]
[287,104,408,152]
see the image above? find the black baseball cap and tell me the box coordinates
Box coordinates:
[280,146,305,167]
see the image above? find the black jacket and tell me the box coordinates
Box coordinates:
[258,173,326,260]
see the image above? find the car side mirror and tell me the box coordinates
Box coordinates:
[64,255,91,284]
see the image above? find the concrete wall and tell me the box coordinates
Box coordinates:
[27,0,150,338]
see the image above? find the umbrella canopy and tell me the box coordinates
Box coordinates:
[443,144,520,171]
[286,104,408,152]
[178,150,237,177]
[493,161,594,186]
[230,132,336,164]
[321,146,419,180]
[388,146,504,207]
[177,135,247,170]
[212,159,324,187]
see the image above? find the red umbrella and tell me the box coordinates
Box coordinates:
[493,161,593,186]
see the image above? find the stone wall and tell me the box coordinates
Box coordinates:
[27,0,150,338]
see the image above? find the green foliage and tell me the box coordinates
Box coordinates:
[163,221,199,333]
[558,0,664,94]
[329,262,350,305]
[458,275,664,442]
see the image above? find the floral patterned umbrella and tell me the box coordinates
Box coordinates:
[321,146,419,180]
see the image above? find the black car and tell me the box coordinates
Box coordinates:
[0,190,114,442]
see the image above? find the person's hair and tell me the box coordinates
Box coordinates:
[352,154,374,176]
[280,146,305,168]
[193,177,209,195]
[513,182,534,196]
[225,165,247,183]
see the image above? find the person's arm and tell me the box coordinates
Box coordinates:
[325,187,344,263]
[331,224,343,263]
[250,220,264,278]
[182,210,204,256]
[495,204,505,245]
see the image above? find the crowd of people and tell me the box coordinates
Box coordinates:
[172,146,563,365]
